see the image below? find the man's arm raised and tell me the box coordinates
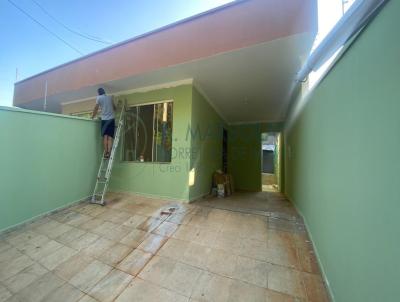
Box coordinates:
[92,104,99,119]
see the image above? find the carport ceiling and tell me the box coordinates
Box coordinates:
[24,32,312,124]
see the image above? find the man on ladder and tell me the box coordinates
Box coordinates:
[91,87,116,158]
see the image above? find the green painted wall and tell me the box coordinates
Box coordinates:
[228,123,283,191]
[189,87,225,201]
[284,2,400,301]
[109,85,193,201]
[0,107,101,231]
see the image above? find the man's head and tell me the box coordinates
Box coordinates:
[97,87,106,95]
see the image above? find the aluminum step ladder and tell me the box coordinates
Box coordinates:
[91,101,125,205]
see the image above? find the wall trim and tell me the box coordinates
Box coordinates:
[0,105,98,122]
[188,193,209,203]
[285,194,335,302]
[0,195,92,236]
[109,189,189,204]
[60,79,193,106]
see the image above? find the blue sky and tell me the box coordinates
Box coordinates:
[0,0,352,107]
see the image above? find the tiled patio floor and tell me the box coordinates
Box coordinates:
[0,192,330,302]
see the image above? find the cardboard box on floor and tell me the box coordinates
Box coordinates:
[212,171,234,197]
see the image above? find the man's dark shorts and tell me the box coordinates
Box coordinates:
[101,119,115,138]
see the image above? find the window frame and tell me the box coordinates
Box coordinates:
[122,99,174,164]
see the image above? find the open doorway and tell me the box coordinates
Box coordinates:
[261,132,281,192]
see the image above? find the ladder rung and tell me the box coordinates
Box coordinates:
[92,102,125,203]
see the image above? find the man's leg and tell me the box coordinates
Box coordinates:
[107,136,113,155]
[103,135,108,156]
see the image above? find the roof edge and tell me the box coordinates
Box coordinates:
[14,0,248,85]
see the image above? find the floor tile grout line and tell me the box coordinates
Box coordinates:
[150,252,307,300]
[164,233,317,275]
[1,193,327,302]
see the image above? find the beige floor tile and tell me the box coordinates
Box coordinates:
[220,219,243,234]
[115,278,188,302]
[4,231,40,247]
[89,269,133,302]
[232,256,269,288]
[208,208,229,221]
[35,220,73,239]
[296,249,320,274]
[69,260,113,293]
[39,245,78,270]
[55,227,86,245]
[137,234,167,254]
[167,213,194,225]
[205,248,238,278]
[228,279,266,302]
[302,273,330,302]
[163,262,203,296]
[117,249,153,276]
[91,222,131,242]
[79,218,106,231]
[267,230,296,249]
[191,271,232,302]
[265,289,299,302]
[122,215,148,228]
[137,217,163,233]
[191,228,219,247]
[0,248,23,265]
[59,212,92,227]
[191,207,212,217]
[202,216,225,231]
[42,283,84,302]
[14,272,65,302]
[51,209,79,222]
[0,255,35,281]
[157,238,190,260]
[92,221,119,237]
[82,237,115,258]
[85,205,108,217]
[16,235,50,257]
[172,224,198,241]
[268,265,306,299]
[0,241,13,254]
[138,255,176,285]
[98,243,132,266]
[238,238,269,262]
[66,213,93,227]
[3,263,48,293]
[75,205,107,217]
[173,224,218,247]
[67,232,99,251]
[181,242,211,270]
[96,209,132,225]
[152,221,179,237]
[78,295,98,302]
[211,232,241,253]
[0,192,329,302]
[111,225,134,241]
[25,217,53,229]
[264,246,300,270]
[0,284,12,302]
[120,229,148,248]
[186,215,208,229]
[54,252,94,281]
[24,240,64,261]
